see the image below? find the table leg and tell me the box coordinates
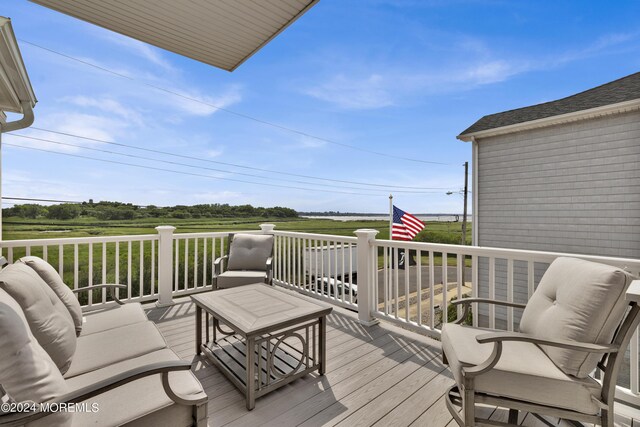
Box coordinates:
[213,317,218,344]
[195,305,202,355]
[246,336,256,410]
[319,315,327,375]
[205,312,210,344]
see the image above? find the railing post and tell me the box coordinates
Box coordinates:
[260,223,276,234]
[155,225,176,307]
[354,229,379,326]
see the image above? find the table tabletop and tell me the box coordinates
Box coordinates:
[191,284,332,336]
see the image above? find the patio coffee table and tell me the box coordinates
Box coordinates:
[191,284,332,410]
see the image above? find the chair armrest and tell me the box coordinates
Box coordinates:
[213,255,228,276]
[451,298,527,309]
[626,280,640,303]
[475,331,619,354]
[72,284,127,305]
[265,257,273,285]
[0,361,206,426]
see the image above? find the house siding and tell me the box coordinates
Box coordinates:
[475,110,640,327]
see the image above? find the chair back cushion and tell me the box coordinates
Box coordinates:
[0,263,77,374]
[18,256,84,336]
[0,287,71,425]
[520,257,634,378]
[227,234,274,271]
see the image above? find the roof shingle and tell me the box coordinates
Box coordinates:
[458,71,640,137]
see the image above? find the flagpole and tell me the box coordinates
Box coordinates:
[389,194,393,240]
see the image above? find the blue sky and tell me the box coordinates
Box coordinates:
[3,0,640,213]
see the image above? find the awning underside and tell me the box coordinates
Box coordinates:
[30,0,318,71]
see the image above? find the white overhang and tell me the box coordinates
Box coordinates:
[0,17,36,116]
[457,98,640,142]
[30,0,319,71]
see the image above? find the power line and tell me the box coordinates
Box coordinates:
[25,127,452,191]
[19,39,451,166]
[5,142,443,197]
[7,134,446,194]
[3,197,82,204]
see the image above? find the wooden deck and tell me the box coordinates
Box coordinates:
[145,295,638,427]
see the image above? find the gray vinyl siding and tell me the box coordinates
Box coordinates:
[475,110,640,327]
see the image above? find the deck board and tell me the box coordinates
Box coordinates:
[145,295,639,426]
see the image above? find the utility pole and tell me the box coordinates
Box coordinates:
[462,161,469,246]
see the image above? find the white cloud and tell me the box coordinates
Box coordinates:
[303,30,640,110]
[65,96,145,126]
[99,32,176,73]
[205,148,224,158]
[304,74,393,110]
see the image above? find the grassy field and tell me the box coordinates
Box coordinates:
[3,216,471,243]
[2,216,472,304]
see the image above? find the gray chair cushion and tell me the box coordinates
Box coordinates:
[80,303,148,336]
[65,321,167,378]
[226,234,273,271]
[64,349,204,427]
[442,323,601,415]
[217,270,267,289]
[0,288,71,426]
[18,256,84,336]
[520,257,634,377]
[0,263,77,374]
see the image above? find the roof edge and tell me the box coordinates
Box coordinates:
[457,98,640,142]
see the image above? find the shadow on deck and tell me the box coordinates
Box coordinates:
[145,296,637,427]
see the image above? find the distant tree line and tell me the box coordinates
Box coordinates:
[4,201,298,220]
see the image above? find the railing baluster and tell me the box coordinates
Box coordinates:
[25,245,31,256]
[302,238,307,291]
[139,240,144,297]
[203,237,207,287]
[42,245,48,262]
[115,242,120,301]
[472,254,478,327]
[527,259,534,298]
[184,238,189,290]
[174,239,179,292]
[7,247,13,263]
[349,243,354,306]
[489,256,496,330]
[127,241,132,300]
[383,246,388,315]
[102,242,107,303]
[417,250,422,326]
[507,258,514,331]
[429,251,435,329]
[194,238,199,288]
[58,244,63,277]
[341,241,346,303]
[88,243,93,307]
[404,248,410,322]
[442,252,448,324]
[73,244,79,291]
[456,253,463,319]
[151,239,156,295]
[393,247,399,319]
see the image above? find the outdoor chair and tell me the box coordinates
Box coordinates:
[213,233,274,290]
[442,256,640,427]
[0,257,208,426]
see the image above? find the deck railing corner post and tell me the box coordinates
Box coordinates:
[260,224,276,234]
[354,229,380,326]
[155,225,176,307]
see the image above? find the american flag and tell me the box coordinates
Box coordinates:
[392,205,425,241]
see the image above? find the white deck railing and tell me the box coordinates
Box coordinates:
[2,223,640,405]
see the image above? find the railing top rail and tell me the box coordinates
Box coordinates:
[172,230,259,239]
[0,234,159,246]
[373,238,640,269]
[272,230,358,242]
